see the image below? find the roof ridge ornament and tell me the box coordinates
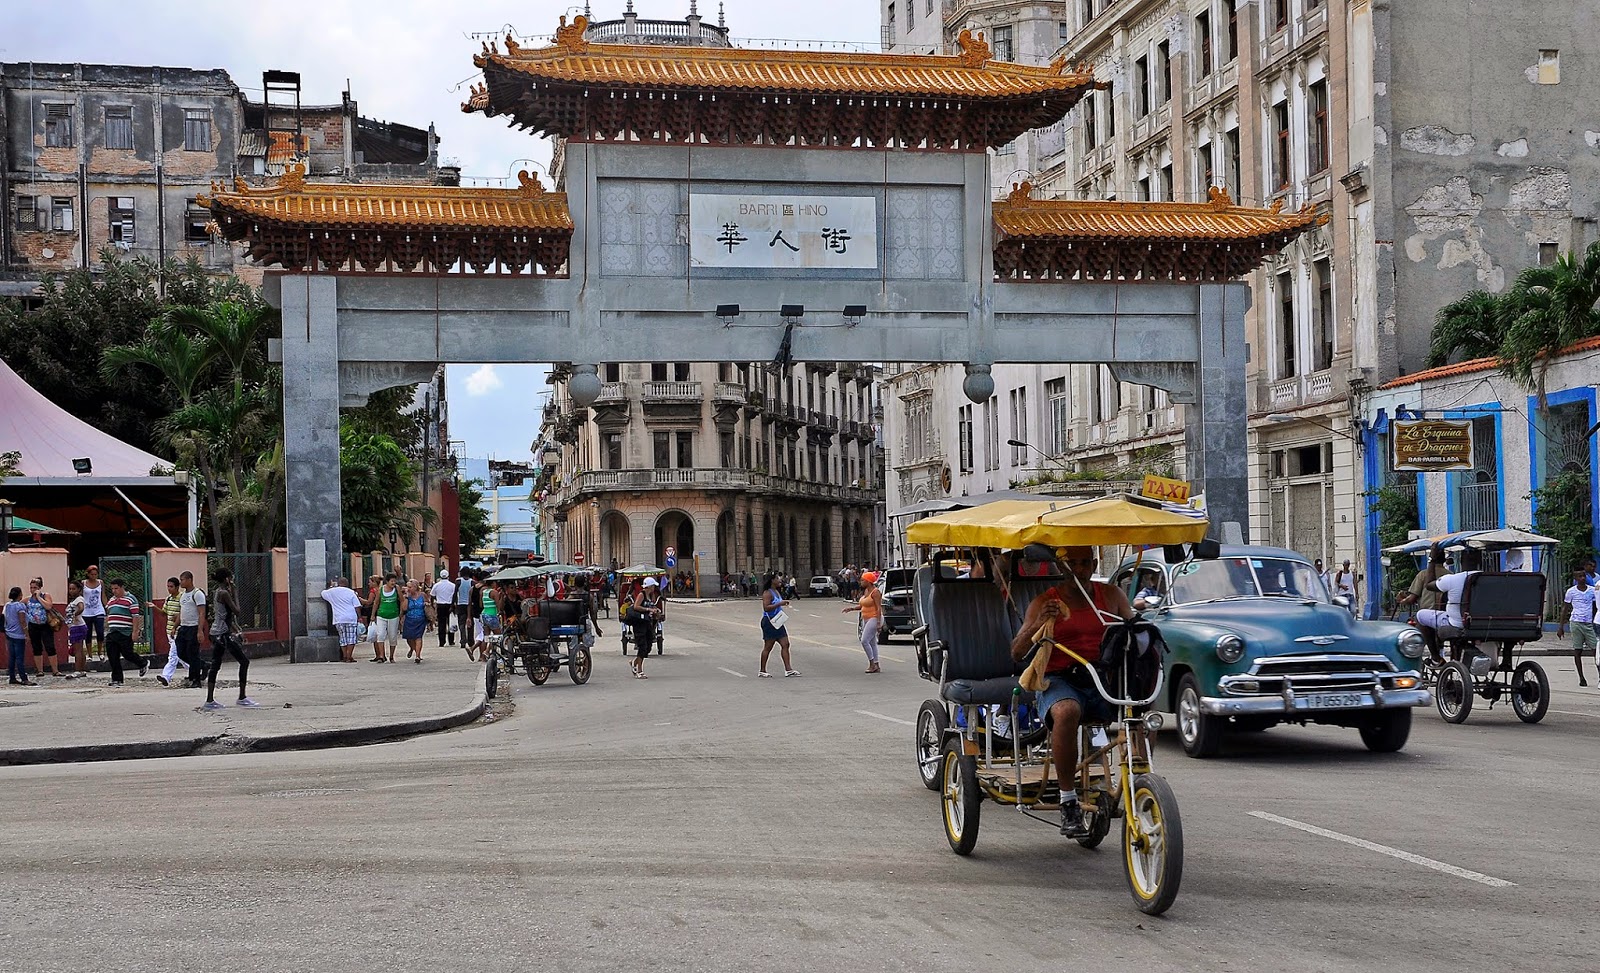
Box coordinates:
[1207,186,1234,208]
[505,32,522,57]
[516,169,546,196]
[555,14,591,54]
[956,28,991,68]
[278,161,307,193]
[1005,180,1036,207]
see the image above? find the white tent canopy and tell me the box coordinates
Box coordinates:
[0,356,172,482]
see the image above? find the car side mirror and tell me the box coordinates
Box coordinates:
[1331,595,1350,608]
[1193,538,1222,560]
[1162,544,1188,563]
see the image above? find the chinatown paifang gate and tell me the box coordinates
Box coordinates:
[203,17,1322,656]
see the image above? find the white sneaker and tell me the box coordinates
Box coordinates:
[758,671,773,678]
[236,697,260,708]
[202,700,226,711]
[784,670,802,677]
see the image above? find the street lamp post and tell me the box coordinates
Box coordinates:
[0,498,14,554]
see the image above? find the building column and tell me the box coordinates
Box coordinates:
[1188,283,1251,539]
[280,274,344,659]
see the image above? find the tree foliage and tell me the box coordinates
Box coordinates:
[456,478,494,553]
[1426,290,1506,367]
[1530,469,1597,569]
[0,251,257,454]
[0,450,20,478]
[340,426,420,555]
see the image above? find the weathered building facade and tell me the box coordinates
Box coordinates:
[877,1,1598,606]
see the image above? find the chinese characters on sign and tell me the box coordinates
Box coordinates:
[1391,420,1475,472]
[690,194,877,269]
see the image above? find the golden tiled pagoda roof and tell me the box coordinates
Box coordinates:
[465,15,1099,149]
[200,165,571,275]
[992,185,1327,282]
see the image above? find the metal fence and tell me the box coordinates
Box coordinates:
[208,552,275,632]
[1456,480,1501,531]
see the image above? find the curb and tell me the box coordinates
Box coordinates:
[0,690,488,768]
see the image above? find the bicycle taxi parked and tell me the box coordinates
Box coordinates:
[905,494,1208,915]
[481,563,595,698]
[1385,528,1556,724]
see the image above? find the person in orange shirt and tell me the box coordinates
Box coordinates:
[1009,546,1134,838]
[842,570,884,673]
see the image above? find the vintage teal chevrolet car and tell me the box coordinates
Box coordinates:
[1109,545,1431,757]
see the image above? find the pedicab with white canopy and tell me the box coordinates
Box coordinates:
[905,494,1210,915]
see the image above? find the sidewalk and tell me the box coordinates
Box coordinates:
[0,643,487,766]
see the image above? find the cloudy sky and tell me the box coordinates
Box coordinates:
[4,0,883,460]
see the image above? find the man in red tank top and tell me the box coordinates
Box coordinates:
[1009,545,1134,838]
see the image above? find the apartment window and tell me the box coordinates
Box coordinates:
[1084,94,1099,149]
[887,4,896,42]
[1273,101,1292,189]
[1314,258,1334,371]
[104,106,133,150]
[1538,50,1561,85]
[1060,21,1071,41]
[958,405,974,472]
[603,433,623,470]
[1271,0,1289,31]
[1009,388,1028,464]
[720,430,735,468]
[13,195,38,230]
[1160,164,1174,202]
[185,199,211,242]
[1137,176,1152,201]
[1539,242,1560,265]
[109,196,136,246]
[44,104,74,148]
[603,362,621,382]
[1225,0,1239,61]
[906,0,913,29]
[716,362,730,382]
[49,197,74,232]
[1104,81,1115,137]
[182,108,212,152]
[1134,57,1150,117]
[1093,366,1120,422]
[653,431,671,468]
[1196,142,1215,194]
[1196,12,1213,78]
[927,0,934,16]
[1308,79,1330,174]
[651,362,667,381]
[992,25,1014,62]
[1046,378,1069,454]
[673,362,690,382]
[1278,272,1297,379]
[983,396,1000,471]
[1156,41,1171,105]
[1225,127,1242,198]
[675,431,693,468]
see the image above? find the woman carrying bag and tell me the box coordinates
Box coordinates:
[758,573,799,678]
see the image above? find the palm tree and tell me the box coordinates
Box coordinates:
[1497,242,1600,415]
[1426,290,1507,367]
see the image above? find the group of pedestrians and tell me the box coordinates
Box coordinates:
[4,566,255,709]
[319,567,501,666]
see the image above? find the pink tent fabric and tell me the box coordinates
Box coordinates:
[0,356,171,479]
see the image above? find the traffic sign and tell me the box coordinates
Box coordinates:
[573,550,585,564]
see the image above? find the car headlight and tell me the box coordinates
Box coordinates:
[1396,628,1425,659]
[1216,634,1245,664]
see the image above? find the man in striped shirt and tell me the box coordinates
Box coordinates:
[105,578,148,686]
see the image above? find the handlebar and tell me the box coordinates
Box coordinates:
[1038,638,1165,709]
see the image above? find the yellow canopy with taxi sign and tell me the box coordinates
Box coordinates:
[904,494,1208,550]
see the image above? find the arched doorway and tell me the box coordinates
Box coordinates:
[716,510,736,575]
[654,510,695,571]
[600,511,631,570]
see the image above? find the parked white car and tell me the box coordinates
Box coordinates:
[808,575,839,597]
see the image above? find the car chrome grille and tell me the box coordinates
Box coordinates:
[1252,653,1396,675]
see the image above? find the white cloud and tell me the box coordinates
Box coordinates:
[464,364,504,396]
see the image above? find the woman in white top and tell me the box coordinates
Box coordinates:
[79,564,107,659]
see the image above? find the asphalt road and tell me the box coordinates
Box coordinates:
[3,596,1597,973]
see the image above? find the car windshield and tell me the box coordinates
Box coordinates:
[1168,557,1331,604]
[811,577,830,584]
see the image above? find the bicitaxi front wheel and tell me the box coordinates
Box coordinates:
[1123,773,1183,916]
[941,741,981,856]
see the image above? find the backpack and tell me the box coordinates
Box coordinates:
[1096,619,1168,703]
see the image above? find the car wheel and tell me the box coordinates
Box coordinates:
[1176,674,1223,758]
[1358,709,1411,752]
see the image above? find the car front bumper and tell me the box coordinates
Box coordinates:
[1200,686,1432,716]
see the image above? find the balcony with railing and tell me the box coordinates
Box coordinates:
[712,382,747,405]
[643,381,702,402]
[594,382,628,405]
[563,467,880,504]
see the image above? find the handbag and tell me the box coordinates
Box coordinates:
[768,608,790,629]
[47,609,65,632]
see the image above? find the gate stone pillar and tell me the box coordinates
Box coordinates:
[280,274,344,658]
[1187,283,1251,539]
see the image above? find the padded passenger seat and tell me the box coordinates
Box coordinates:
[921,576,1034,706]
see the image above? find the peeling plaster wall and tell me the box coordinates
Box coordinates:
[1382,0,1600,376]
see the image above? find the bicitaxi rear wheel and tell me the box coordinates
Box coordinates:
[1511,660,1549,723]
[915,701,948,791]
[1435,660,1473,723]
[1123,773,1183,916]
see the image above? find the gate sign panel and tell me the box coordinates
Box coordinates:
[690,193,877,269]
[1392,420,1474,472]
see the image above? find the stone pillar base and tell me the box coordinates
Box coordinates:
[292,635,342,664]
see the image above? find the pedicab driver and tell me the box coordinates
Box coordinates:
[1009,545,1135,838]
[1416,548,1483,649]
